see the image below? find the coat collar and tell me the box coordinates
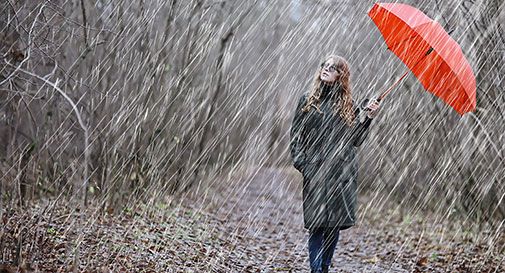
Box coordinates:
[319,82,341,103]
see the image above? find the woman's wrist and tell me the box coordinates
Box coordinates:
[366,110,377,119]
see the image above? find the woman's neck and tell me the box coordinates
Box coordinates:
[320,81,338,101]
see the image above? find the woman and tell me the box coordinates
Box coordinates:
[289,55,380,273]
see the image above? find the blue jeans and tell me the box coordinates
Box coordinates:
[308,227,340,272]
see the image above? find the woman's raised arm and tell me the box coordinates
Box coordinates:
[352,98,375,147]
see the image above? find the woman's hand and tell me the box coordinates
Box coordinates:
[365,98,381,119]
[293,153,306,173]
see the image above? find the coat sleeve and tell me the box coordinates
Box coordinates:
[352,98,374,147]
[290,93,308,171]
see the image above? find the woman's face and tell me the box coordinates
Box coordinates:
[319,58,339,84]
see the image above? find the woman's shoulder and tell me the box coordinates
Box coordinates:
[351,98,359,114]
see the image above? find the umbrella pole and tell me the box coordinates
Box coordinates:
[377,70,409,102]
[376,47,434,103]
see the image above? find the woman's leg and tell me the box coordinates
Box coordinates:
[321,227,340,271]
[308,227,325,272]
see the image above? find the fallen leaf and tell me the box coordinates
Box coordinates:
[417,256,429,266]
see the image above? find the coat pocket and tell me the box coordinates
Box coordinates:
[337,146,356,163]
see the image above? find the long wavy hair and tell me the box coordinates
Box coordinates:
[301,55,355,126]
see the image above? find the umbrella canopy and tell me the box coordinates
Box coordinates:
[368,2,476,115]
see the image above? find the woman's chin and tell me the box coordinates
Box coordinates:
[320,78,334,85]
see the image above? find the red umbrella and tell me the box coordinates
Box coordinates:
[368,2,476,115]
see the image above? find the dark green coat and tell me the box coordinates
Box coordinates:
[289,91,373,231]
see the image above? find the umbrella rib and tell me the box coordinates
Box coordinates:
[387,34,418,52]
[386,18,448,54]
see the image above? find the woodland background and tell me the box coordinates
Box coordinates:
[0,1,504,269]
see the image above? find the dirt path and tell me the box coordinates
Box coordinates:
[193,167,409,272]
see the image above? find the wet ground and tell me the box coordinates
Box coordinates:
[0,167,502,272]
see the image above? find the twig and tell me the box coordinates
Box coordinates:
[467,112,505,166]
[79,0,89,48]
[7,62,91,209]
